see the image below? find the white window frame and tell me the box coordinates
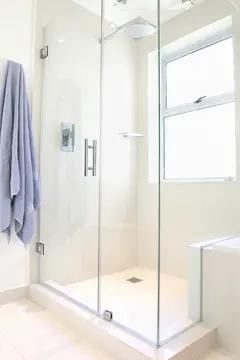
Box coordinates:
[161,30,236,183]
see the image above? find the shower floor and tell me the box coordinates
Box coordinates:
[45,267,193,343]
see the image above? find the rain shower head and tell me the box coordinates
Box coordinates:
[124,18,156,39]
[103,17,156,42]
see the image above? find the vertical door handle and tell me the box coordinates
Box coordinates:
[84,139,97,177]
[84,139,89,177]
[92,140,97,177]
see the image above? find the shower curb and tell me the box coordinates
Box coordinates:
[28,284,216,360]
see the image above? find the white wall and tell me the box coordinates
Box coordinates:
[0,0,36,291]
[101,31,139,275]
[137,0,240,279]
[202,241,240,356]
[137,33,159,273]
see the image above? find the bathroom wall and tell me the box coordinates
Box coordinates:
[101,30,139,276]
[0,0,36,291]
[202,240,240,356]
[37,0,138,284]
[137,0,240,279]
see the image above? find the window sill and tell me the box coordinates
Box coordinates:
[148,177,236,184]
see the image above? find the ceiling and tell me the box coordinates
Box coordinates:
[72,0,195,26]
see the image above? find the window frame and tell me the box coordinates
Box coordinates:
[161,31,236,183]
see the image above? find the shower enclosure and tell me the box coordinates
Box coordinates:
[37,0,200,347]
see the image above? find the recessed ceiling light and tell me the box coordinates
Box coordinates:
[109,23,117,29]
[58,38,65,43]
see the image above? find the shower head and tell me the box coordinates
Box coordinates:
[103,17,156,42]
[124,18,156,39]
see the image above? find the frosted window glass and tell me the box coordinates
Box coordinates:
[166,38,234,108]
[164,103,236,179]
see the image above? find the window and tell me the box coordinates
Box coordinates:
[148,35,236,183]
[163,36,236,181]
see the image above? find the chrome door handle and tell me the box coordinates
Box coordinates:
[92,140,97,177]
[84,139,89,177]
[84,139,97,177]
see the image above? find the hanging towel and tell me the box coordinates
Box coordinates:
[0,60,41,244]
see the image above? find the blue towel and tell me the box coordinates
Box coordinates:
[0,60,41,244]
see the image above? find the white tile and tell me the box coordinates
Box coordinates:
[56,267,192,343]
[0,302,67,349]
[17,329,78,360]
[77,341,118,360]
[42,341,117,360]
[202,247,240,355]
[201,351,233,360]
[0,298,43,326]
[0,335,15,355]
[1,349,24,360]
[0,299,119,360]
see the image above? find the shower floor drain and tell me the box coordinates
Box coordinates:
[126,277,143,284]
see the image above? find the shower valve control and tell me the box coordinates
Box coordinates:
[36,242,45,255]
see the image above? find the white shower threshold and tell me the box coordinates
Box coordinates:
[28,284,216,360]
[44,267,192,344]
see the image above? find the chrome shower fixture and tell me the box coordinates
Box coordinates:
[118,132,144,138]
[103,17,156,42]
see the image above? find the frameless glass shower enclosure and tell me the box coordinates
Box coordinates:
[37,0,201,347]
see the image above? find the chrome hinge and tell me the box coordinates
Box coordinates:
[36,242,45,255]
[40,46,48,59]
[103,310,113,322]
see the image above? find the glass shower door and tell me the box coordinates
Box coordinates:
[39,0,102,312]
[100,0,160,345]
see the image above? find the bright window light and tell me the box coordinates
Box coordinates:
[166,38,234,108]
[164,103,236,180]
[148,34,236,183]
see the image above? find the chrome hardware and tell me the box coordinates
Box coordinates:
[40,45,48,59]
[194,95,207,104]
[84,139,97,177]
[36,242,44,255]
[103,310,113,321]
[61,123,75,152]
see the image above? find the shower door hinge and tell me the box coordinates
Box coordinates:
[40,46,48,59]
[36,242,45,255]
[103,310,113,322]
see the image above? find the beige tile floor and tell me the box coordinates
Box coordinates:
[0,299,119,360]
[201,351,233,360]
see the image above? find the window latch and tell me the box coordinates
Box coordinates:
[194,95,207,104]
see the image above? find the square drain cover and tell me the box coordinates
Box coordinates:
[126,277,143,284]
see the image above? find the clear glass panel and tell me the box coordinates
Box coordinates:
[159,0,237,347]
[36,0,239,351]
[39,0,101,311]
[164,103,236,180]
[100,0,160,344]
[166,37,234,108]
[200,6,240,359]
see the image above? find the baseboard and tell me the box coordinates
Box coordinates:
[0,285,27,305]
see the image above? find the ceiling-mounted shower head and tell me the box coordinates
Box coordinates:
[124,18,156,39]
[103,17,156,42]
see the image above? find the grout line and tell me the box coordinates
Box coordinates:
[0,332,24,359]
[0,300,74,360]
